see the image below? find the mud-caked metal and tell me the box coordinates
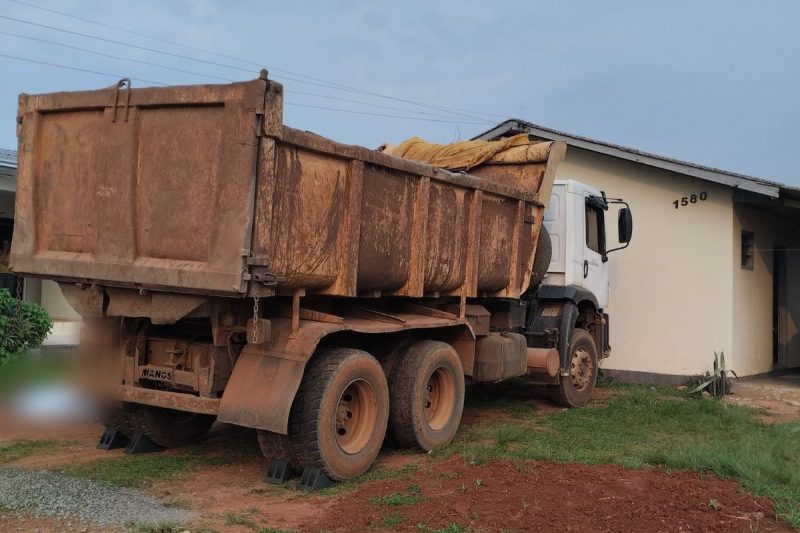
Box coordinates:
[10,73,626,482]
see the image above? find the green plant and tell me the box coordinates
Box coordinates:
[691,351,738,397]
[0,288,53,366]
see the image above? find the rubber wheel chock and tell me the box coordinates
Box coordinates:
[96,428,129,450]
[298,466,334,491]
[124,433,164,454]
[264,460,298,485]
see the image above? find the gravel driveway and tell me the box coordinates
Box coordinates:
[0,467,189,528]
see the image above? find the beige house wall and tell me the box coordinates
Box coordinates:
[554,148,735,377]
[733,205,800,374]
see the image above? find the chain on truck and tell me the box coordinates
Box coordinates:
[10,71,632,484]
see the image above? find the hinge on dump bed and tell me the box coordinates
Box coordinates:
[245,256,285,286]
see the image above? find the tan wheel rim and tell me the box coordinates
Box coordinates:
[335,379,377,455]
[424,366,456,431]
[570,347,594,391]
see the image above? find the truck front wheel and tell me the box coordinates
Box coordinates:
[291,348,389,481]
[549,328,598,408]
[388,341,465,451]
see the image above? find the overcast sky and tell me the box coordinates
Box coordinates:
[1,0,798,185]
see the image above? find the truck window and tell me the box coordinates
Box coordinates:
[585,203,605,254]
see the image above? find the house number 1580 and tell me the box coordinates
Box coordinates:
[673,192,708,209]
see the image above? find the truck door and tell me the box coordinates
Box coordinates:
[581,194,608,308]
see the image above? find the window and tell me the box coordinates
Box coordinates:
[741,231,754,270]
[585,203,606,254]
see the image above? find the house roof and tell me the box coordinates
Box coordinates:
[0,148,16,169]
[475,119,799,200]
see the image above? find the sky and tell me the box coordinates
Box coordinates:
[1,0,799,185]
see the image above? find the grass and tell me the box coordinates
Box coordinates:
[417,524,468,533]
[0,439,61,463]
[63,430,260,488]
[319,461,421,496]
[370,513,407,529]
[370,484,423,507]
[447,382,800,527]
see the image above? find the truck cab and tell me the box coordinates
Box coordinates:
[523,179,632,406]
[544,179,613,306]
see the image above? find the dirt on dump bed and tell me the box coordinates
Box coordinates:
[303,456,790,533]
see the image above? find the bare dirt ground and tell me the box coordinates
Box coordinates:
[304,457,791,533]
[1,382,796,532]
[726,372,800,423]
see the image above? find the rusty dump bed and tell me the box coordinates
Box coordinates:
[11,74,565,300]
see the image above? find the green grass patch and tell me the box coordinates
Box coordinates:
[0,439,60,463]
[417,524,468,533]
[63,429,261,488]
[370,484,423,506]
[370,513,406,529]
[319,461,421,496]
[64,454,196,488]
[452,383,800,527]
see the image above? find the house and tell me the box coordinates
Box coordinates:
[0,148,81,346]
[477,120,800,382]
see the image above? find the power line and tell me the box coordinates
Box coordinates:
[0,14,255,74]
[0,30,489,123]
[280,90,491,123]
[0,54,487,125]
[0,53,167,85]
[284,102,487,124]
[0,30,236,82]
[2,2,509,123]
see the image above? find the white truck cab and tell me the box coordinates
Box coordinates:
[541,180,632,309]
[521,179,632,406]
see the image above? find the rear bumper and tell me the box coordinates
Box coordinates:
[113,385,220,416]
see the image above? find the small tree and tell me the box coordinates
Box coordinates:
[0,288,53,366]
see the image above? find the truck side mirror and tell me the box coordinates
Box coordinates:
[618,208,633,243]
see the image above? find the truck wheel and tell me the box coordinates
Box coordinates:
[549,328,598,408]
[124,405,216,448]
[257,430,300,468]
[99,403,135,437]
[292,348,389,481]
[388,341,465,451]
[529,225,552,289]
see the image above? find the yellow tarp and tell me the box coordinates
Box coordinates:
[381,133,553,171]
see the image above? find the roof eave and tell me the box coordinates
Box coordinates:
[476,120,780,199]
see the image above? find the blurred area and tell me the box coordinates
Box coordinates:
[0,348,97,441]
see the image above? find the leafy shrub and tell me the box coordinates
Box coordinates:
[0,288,53,365]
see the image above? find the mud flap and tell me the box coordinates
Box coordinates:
[217,346,305,434]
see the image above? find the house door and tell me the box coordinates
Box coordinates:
[773,246,788,368]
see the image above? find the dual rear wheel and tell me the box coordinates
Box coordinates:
[257,341,465,481]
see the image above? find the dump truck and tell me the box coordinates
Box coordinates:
[10,72,632,482]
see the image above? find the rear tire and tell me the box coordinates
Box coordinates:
[388,340,465,451]
[257,430,300,468]
[549,328,598,408]
[123,405,215,448]
[291,348,389,481]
